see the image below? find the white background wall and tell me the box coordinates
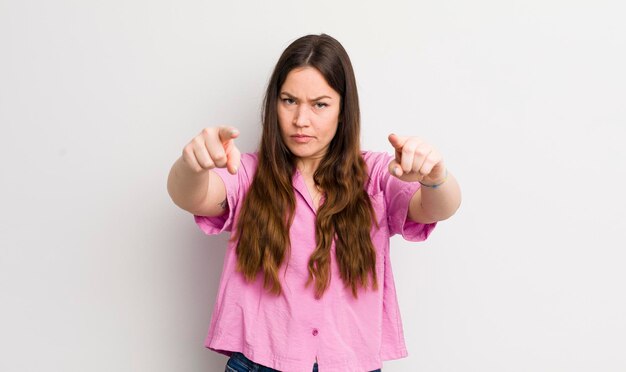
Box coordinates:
[2,0,625,371]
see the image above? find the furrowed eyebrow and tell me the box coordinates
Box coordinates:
[280,91,332,101]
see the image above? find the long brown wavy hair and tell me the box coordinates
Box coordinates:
[233,34,378,298]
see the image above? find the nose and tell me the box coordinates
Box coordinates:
[293,104,311,127]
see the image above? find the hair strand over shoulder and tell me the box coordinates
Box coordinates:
[233,34,379,299]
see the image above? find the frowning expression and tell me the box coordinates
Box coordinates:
[277,66,341,166]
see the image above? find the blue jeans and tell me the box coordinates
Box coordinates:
[225,352,381,372]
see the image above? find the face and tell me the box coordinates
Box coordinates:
[277,66,341,169]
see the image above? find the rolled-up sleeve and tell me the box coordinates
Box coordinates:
[370,152,437,242]
[193,153,256,235]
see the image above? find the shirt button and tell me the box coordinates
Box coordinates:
[312,328,319,336]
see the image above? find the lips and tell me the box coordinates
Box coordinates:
[291,134,313,144]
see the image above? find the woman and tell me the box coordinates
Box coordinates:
[167,34,461,372]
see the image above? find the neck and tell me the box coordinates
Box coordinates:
[296,156,322,177]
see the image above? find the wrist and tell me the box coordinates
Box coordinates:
[419,169,449,189]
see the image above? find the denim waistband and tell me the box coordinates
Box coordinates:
[226,352,381,372]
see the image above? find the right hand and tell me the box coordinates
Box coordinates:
[181,126,241,174]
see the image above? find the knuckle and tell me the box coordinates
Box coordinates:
[198,159,214,169]
[181,155,201,173]
[182,146,194,158]
[415,148,428,157]
[192,136,205,146]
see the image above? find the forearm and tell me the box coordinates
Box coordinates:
[167,156,211,213]
[409,172,462,223]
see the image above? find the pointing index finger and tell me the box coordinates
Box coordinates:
[388,133,407,150]
[218,126,240,142]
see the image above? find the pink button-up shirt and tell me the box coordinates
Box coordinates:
[194,151,436,372]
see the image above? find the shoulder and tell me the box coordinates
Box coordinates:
[360,151,394,194]
[211,152,258,191]
[240,152,259,165]
[240,152,259,172]
[361,151,393,175]
[233,152,259,183]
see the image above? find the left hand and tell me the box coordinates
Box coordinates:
[387,133,447,184]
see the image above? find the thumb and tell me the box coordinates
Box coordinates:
[388,159,404,179]
[226,145,241,175]
[219,127,241,174]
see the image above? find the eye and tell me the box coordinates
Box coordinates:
[314,102,328,109]
[282,98,296,105]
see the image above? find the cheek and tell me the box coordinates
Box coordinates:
[277,111,290,138]
[278,105,295,125]
[329,123,339,138]
[323,112,340,135]
[326,107,340,125]
[276,107,288,128]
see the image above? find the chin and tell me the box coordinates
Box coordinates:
[287,146,318,160]
[287,148,309,158]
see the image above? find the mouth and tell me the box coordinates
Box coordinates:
[290,134,314,143]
